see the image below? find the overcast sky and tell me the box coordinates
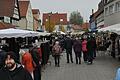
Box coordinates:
[30,0,101,21]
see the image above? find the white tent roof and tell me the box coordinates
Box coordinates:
[71,31,85,35]
[0,28,39,38]
[53,31,65,34]
[98,23,120,32]
[38,32,50,36]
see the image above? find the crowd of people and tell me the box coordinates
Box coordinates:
[0,32,119,80]
[51,34,97,67]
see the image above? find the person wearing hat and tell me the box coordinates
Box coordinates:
[0,51,33,80]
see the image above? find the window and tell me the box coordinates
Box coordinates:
[115,1,120,12]
[46,19,48,21]
[109,4,114,14]
[105,7,109,15]
[14,8,18,14]
[104,0,110,4]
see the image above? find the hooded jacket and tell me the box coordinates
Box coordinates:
[0,64,33,80]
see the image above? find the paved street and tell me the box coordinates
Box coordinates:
[42,52,120,80]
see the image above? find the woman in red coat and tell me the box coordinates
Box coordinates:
[21,50,34,79]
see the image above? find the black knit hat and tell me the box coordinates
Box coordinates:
[4,51,18,63]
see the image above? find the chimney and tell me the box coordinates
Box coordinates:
[92,9,94,14]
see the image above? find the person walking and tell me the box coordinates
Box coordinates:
[64,36,73,63]
[82,38,88,63]
[91,36,97,58]
[0,51,33,80]
[21,50,34,79]
[29,47,41,80]
[73,37,82,64]
[52,41,62,67]
[87,37,94,64]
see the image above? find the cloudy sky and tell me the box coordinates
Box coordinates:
[30,0,101,21]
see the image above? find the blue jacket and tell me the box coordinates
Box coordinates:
[115,68,120,80]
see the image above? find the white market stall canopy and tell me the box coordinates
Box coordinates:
[53,31,65,34]
[38,32,50,36]
[0,28,39,38]
[98,23,120,33]
[71,31,85,35]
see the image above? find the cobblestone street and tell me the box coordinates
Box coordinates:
[42,52,120,80]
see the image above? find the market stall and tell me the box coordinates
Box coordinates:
[0,28,39,38]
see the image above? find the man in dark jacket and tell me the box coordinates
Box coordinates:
[0,49,7,69]
[30,47,41,80]
[87,37,94,64]
[64,36,73,63]
[0,51,33,80]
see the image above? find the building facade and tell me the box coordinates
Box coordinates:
[89,9,97,32]
[96,0,104,28]
[32,9,41,31]
[0,0,20,29]
[104,0,120,26]
[42,12,67,32]
[18,0,34,30]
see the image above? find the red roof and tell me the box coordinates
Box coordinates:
[0,22,15,29]
[0,0,15,17]
[81,23,90,30]
[72,23,89,30]
[43,13,67,25]
[19,1,29,17]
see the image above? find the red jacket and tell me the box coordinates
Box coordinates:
[37,48,42,61]
[22,52,34,73]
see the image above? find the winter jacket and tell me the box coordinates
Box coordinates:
[115,68,120,80]
[82,40,87,52]
[0,64,33,80]
[37,48,42,61]
[22,52,34,73]
[30,48,40,66]
[73,39,82,52]
[0,50,6,68]
[52,45,62,55]
[64,37,73,49]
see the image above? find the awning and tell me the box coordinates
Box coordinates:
[53,31,65,34]
[71,31,85,35]
[0,28,39,38]
[98,23,120,33]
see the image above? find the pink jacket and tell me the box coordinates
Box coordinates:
[82,40,87,52]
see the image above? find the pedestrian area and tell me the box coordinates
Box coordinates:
[42,52,120,80]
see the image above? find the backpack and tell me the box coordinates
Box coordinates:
[52,45,62,55]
